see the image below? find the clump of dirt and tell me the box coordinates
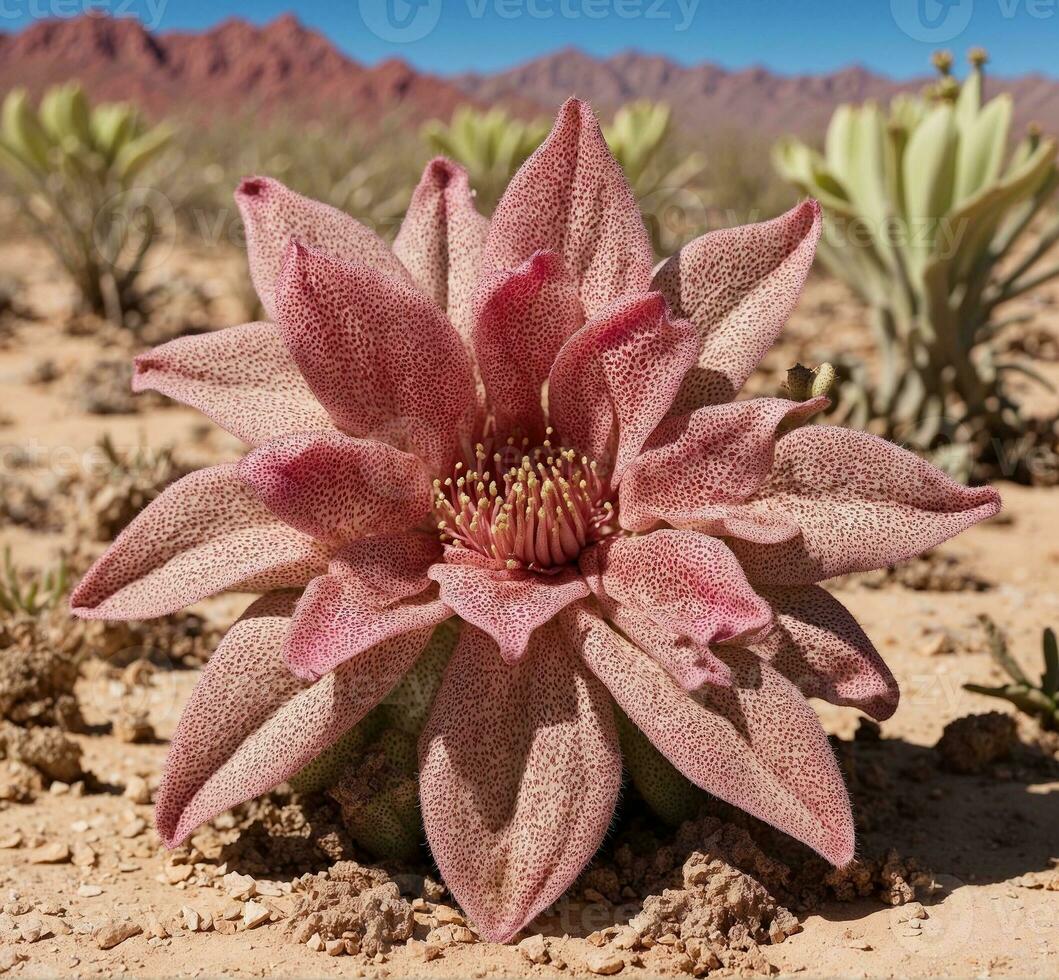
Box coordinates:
[285,861,416,957]
[0,612,84,730]
[0,719,82,783]
[0,440,77,531]
[800,848,935,908]
[72,358,140,415]
[0,608,87,796]
[83,613,223,669]
[627,826,800,964]
[206,793,358,878]
[935,712,1019,773]
[843,550,992,592]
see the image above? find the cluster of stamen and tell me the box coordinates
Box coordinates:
[434,430,615,571]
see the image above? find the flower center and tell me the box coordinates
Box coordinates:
[433,432,616,571]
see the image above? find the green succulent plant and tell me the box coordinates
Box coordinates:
[0,83,173,324]
[0,548,69,617]
[967,616,1059,731]
[773,50,1059,478]
[422,106,549,212]
[616,708,703,826]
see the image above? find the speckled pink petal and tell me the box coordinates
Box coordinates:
[653,201,822,410]
[275,242,476,474]
[580,530,773,648]
[548,293,699,483]
[235,176,409,319]
[236,432,432,547]
[471,250,583,438]
[156,590,435,848]
[588,584,731,691]
[282,559,452,682]
[419,621,621,942]
[70,465,329,621]
[726,426,1002,585]
[327,531,442,605]
[427,562,589,664]
[132,322,336,446]
[393,158,489,341]
[485,98,653,318]
[619,397,827,532]
[750,586,899,721]
[566,603,855,866]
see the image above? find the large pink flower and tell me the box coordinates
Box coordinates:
[71,100,999,942]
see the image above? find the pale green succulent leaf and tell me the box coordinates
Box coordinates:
[955,67,983,130]
[954,94,1012,203]
[113,123,173,182]
[2,89,52,173]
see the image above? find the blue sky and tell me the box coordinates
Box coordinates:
[3,0,1057,77]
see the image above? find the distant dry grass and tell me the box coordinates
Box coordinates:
[0,102,795,265]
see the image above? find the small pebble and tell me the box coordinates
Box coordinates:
[585,947,626,975]
[242,901,270,930]
[223,872,256,899]
[518,934,550,965]
[94,920,142,950]
[28,842,70,865]
[76,885,103,898]
[123,776,151,805]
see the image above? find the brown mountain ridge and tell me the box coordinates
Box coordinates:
[1,13,1058,137]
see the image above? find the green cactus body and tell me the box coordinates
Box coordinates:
[288,621,459,859]
[773,51,1059,477]
[330,728,423,861]
[616,707,703,827]
[422,101,704,252]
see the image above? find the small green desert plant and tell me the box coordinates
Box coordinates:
[422,105,549,212]
[968,616,1059,731]
[0,83,173,324]
[773,49,1059,478]
[0,548,69,617]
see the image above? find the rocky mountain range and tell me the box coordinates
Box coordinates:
[1,13,1057,136]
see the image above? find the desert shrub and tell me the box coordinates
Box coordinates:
[0,83,173,324]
